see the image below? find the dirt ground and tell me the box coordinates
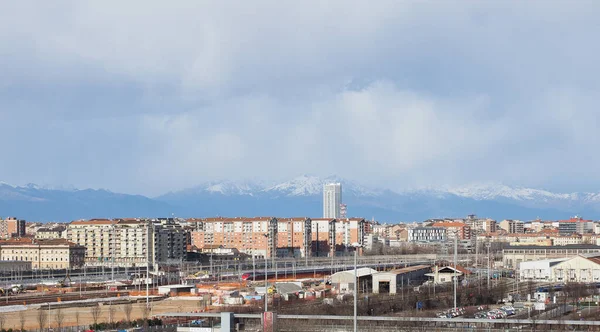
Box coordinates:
[0,299,205,330]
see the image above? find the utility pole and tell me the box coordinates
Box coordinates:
[264,233,269,312]
[475,235,479,268]
[453,230,458,312]
[352,243,362,332]
[111,220,115,282]
[146,220,150,309]
[486,242,491,289]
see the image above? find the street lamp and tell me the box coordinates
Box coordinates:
[452,230,458,312]
[351,242,363,332]
[263,233,269,312]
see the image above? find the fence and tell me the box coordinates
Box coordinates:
[158,312,600,332]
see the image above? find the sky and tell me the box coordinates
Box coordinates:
[1,1,600,196]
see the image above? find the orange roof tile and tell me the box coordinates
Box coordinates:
[432,222,467,228]
[71,220,115,225]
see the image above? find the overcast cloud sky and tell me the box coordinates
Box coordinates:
[1,1,600,196]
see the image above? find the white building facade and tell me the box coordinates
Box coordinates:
[519,255,600,283]
[408,227,447,242]
[66,218,186,267]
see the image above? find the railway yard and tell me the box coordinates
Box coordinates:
[0,256,597,331]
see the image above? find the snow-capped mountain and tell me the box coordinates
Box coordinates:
[432,183,600,206]
[442,183,575,201]
[4,176,600,221]
[263,175,325,196]
[169,180,265,196]
[262,175,382,197]
[158,177,600,221]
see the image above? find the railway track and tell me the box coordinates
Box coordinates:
[0,290,129,307]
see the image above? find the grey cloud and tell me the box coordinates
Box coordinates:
[0,1,600,194]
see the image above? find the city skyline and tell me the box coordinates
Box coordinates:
[1,2,600,196]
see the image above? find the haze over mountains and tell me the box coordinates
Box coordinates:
[1,175,599,222]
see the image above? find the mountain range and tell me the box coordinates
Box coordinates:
[1,176,600,222]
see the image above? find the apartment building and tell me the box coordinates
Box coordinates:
[191,217,365,258]
[35,227,66,240]
[0,217,26,238]
[66,218,186,267]
[334,218,366,252]
[311,218,336,257]
[371,224,406,241]
[431,222,471,240]
[499,219,525,234]
[191,217,278,258]
[464,215,496,234]
[0,238,85,269]
[408,227,447,242]
[152,218,187,264]
[276,217,312,258]
[559,217,593,235]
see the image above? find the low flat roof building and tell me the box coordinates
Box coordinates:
[425,265,472,284]
[372,265,431,294]
[502,244,600,269]
[519,254,600,283]
[518,258,567,282]
[158,284,195,296]
[331,268,377,294]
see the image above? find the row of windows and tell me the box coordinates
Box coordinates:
[505,249,600,254]
[3,256,68,261]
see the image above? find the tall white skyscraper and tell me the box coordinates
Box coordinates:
[323,183,342,218]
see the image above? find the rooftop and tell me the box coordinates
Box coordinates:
[382,265,432,275]
[0,238,82,247]
[504,244,600,250]
[431,222,467,228]
[333,268,378,278]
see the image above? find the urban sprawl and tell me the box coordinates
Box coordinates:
[1,183,600,331]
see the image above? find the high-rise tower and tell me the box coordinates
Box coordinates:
[323,183,342,218]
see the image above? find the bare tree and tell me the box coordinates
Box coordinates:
[37,309,48,332]
[55,308,65,332]
[141,305,151,330]
[90,304,102,325]
[0,313,6,331]
[19,310,26,332]
[124,303,133,323]
[108,303,116,325]
[75,311,80,329]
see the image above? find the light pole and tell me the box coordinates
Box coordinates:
[453,230,458,312]
[263,233,269,312]
[486,242,491,289]
[352,242,362,332]
[146,220,150,309]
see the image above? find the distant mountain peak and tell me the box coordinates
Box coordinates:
[3,176,600,221]
[443,183,578,202]
[264,175,325,196]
